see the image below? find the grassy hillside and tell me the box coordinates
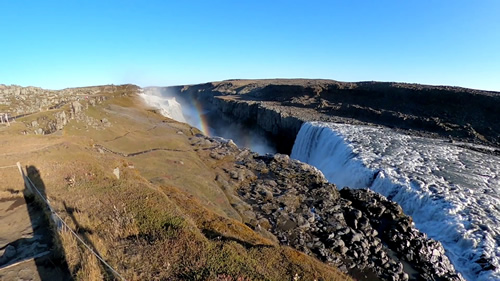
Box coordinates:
[0,85,351,280]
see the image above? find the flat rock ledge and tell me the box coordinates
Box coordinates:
[199,135,465,281]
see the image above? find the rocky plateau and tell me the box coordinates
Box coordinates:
[1,79,498,280]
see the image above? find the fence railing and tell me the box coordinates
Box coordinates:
[15,162,126,280]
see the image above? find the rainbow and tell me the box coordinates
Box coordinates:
[192,99,211,136]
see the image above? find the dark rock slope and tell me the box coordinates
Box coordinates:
[162,79,497,280]
[159,79,500,153]
[195,136,465,281]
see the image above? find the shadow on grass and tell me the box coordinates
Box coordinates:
[201,229,272,249]
[62,201,116,280]
[0,165,74,280]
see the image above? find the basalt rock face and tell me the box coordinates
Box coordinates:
[152,84,304,153]
[163,79,500,153]
[0,84,137,134]
[0,84,104,115]
[203,137,464,281]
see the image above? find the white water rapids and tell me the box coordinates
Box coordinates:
[291,122,500,281]
[139,89,186,123]
[139,88,499,280]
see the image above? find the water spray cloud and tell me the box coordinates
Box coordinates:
[140,87,276,155]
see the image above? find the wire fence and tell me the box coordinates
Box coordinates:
[15,162,126,281]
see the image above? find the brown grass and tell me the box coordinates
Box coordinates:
[0,86,352,281]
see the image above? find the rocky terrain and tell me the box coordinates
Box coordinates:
[156,79,500,154]
[1,80,492,280]
[200,138,464,281]
[0,84,115,135]
[0,84,352,280]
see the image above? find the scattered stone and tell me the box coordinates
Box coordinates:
[113,167,120,179]
[227,139,237,148]
[203,136,465,281]
[4,245,17,259]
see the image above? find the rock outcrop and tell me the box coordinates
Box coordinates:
[1,82,477,280]
[197,136,465,281]
[158,79,500,153]
[0,84,137,135]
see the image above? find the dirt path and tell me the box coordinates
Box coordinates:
[0,168,72,281]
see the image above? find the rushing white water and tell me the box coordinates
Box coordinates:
[139,90,186,123]
[291,122,500,281]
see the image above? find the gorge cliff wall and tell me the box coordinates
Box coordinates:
[160,79,500,153]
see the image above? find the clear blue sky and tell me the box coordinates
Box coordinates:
[1,1,499,91]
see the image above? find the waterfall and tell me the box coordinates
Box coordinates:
[291,121,500,281]
[291,122,375,189]
[139,90,186,123]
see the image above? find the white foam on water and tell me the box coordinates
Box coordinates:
[139,90,186,123]
[291,122,500,281]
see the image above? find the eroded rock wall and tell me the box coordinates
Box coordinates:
[164,79,500,152]
[0,84,138,135]
[196,136,465,281]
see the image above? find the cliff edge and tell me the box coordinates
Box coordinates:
[163,79,500,154]
[0,81,473,281]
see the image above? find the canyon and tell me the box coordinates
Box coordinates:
[153,79,499,155]
[1,79,498,280]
